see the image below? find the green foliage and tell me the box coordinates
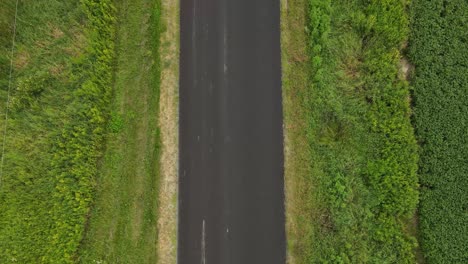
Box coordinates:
[409,0,468,263]
[289,0,419,262]
[46,2,116,262]
[77,0,163,262]
[361,1,419,262]
[108,112,124,133]
[0,0,115,263]
[10,71,49,111]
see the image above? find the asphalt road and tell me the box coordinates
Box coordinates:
[178,0,285,263]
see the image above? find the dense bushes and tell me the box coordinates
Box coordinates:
[291,0,419,262]
[0,0,115,262]
[409,0,468,263]
[360,1,419,261]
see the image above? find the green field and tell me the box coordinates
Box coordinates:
[1,0,467,263]
[409,0,468,263]
[0,0,164,262]
[0,0,115,262]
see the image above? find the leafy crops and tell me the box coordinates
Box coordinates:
[409,0,468,263]
[0,0,115,262]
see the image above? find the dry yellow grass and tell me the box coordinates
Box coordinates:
[280,0,312,263]
[13,49,29,69]
[157,0,179,263]
[48,23,64,39]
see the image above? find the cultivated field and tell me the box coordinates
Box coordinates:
[410,0,468,263]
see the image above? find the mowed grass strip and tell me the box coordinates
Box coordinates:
[156,0,180,262]
[282,0,419,262]
[77,0,162,263]
[409,1,468,263]
[280,0,316,262]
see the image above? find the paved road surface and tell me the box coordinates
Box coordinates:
[178,0,285,263]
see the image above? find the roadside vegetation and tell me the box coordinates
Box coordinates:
[409,1,468,263]
[156,0,179,262]
[0,0,115,262]
[77,0,163,262]
[282,0,419,262]
[1,0,173,262]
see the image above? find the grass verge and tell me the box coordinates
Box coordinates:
[76,0,162,262]
[156,0,180,263]
[280,0,315,263]
[282,0,419,262]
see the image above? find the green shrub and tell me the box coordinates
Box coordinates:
[10,71,49,111]
[295,0,419,262]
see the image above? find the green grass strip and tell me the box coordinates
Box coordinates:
[76,0,162,262]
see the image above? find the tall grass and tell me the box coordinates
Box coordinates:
[283,0,419,262]
[76,0,163,262]
[0,0,115,262]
